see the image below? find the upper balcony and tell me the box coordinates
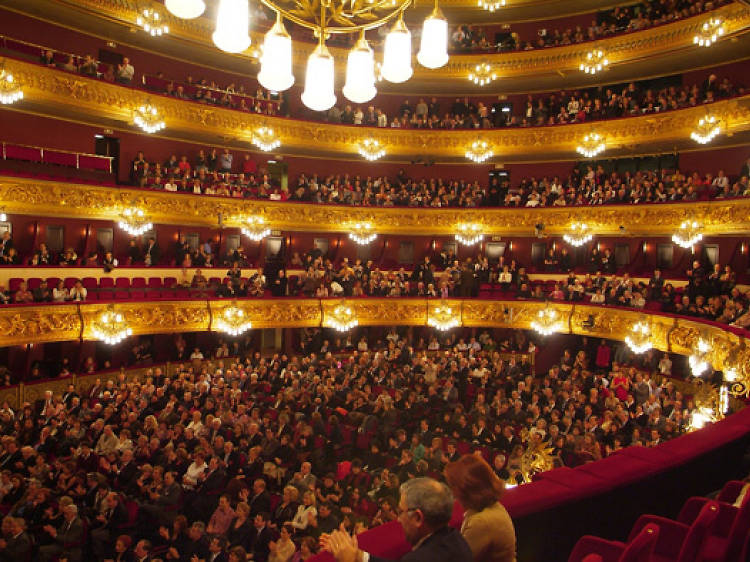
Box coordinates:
[4,54,750,163]
[4,0,750,94]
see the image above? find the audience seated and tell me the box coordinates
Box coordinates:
[0,323,709,560]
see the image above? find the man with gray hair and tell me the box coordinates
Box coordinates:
[323,477,472,562]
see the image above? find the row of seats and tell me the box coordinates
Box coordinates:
[568,479,750,562]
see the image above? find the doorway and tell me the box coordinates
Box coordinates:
[95,135,120,182]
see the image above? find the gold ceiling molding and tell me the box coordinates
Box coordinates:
[6,58,750,161]
[0,299,748,383]
[54,0,750,80]
[2,175,750,235]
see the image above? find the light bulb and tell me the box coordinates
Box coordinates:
[258,16,294,92]
[382,17,412,83]
[165,0,206,19]
[212,0,251,53]
[343,35,377,104]
[301,42,336,112]
[417,7,448,69]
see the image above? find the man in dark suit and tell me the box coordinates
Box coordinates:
[207,536,229,562]
[251,512,274,562]
[249,478,271,517]
[323,478,472,562]
[90,491,130,559]
[39,503,84,562]
[143,237,161,267]
[0,516,32,562]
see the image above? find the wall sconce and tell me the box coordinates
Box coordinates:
[642,242,648,253]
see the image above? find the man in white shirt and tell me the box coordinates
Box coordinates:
[116,57,134,84]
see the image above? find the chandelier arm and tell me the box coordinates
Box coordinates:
[257,0,413,34]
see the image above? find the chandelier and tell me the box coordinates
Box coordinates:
[690,115,721,144]
[240,216,271,241]
[92,305,133,345]
[531,305,563,336]
[357,138,386,161]
[0,67,23,105]
[118,207,153,236]
[477,0,505,12]
[455,223,483,246]
[694,17,725,47]
[576,132,605,158]
[579,49,608,74]
[688,380,724,430]
[465,140,493,163]
[0,208,6,222]
[468,62,497,86]
[165,0,206,19]
[349,222,377,245]
[326,302,358,331]
[134,103,165,134]
[252,126,281,152]
[625,321,652,354]
[215,302,253,336]
[672,221,703,248]
[562,223,593,247]
[171,0,448,111]
[689,339,711,377]
[428,301,460,331]
[136,8,169,36]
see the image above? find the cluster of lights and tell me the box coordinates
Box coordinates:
[92,305,133,345]
[215,303,253,336]
[563,223,593,247]
[349,223,377,245]
[689,407,717,430]
[455,223,484,246]
[428,303,460,331]
[134,104,166,134]
[118,207,153,236]
[579,49,609,74]
[136,8,169,36]
[0,69,23,105]
[468,63,497,86]
[240,216,271,241]
[531,307,562,336]
[357,139,386,161]
[576,132,606,158]
[689,339,711,377]
[477,0,505,12]
[694,18,725,47]
[197,0,448,112]
[625,321,652,354]
[252,126,281,152]
[465,140,493,163]
[327,303,358,332]
[672,221,703,249]
[690,115,721,144]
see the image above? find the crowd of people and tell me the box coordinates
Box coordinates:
[124,148,750,208]
[0,322,706,561]
[450,0,729,53]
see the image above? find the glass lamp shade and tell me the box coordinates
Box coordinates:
[258,18,295,92]
[212,0,251,53]
[342,36,377,104]
[382,18,412,83]
[165,0,205,19]
[417,11,448,69]
[301,43,336,112]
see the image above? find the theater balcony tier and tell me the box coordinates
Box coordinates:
[5,58,750,162]
[0,298,748,383]
[5,0,750,93]
[2,176,750,236]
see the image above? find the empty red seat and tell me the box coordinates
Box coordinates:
[131,277,146,288]
[82,277,98,290]
[114,289,130,300]
[147,277,162,288]
[99,278,114,289]
[46,277,61,288]
[115,278,131,289]
[568,523,660,562]
[8,278,22,292]
[130,289,146,300]
[163,277,177,288]
[627,500,719,562]
[679,493,750,562]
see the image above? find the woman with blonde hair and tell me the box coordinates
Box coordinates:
[445,454,516,562]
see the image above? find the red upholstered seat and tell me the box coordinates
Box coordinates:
[114,290,130,300]
[131,277,146,288]
[99,278,114,289]
[115,278,130,289]
[568,523,660,562]
[27,277,42,290]
[679,494,750,562]
[147,277,162,288]
[627,500,719,562]
[8,278,22,292]
[82,277,98,290]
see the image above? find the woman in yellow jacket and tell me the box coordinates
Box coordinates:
[445,454,517,562]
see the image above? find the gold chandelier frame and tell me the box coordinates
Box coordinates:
[258,0,413,35]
